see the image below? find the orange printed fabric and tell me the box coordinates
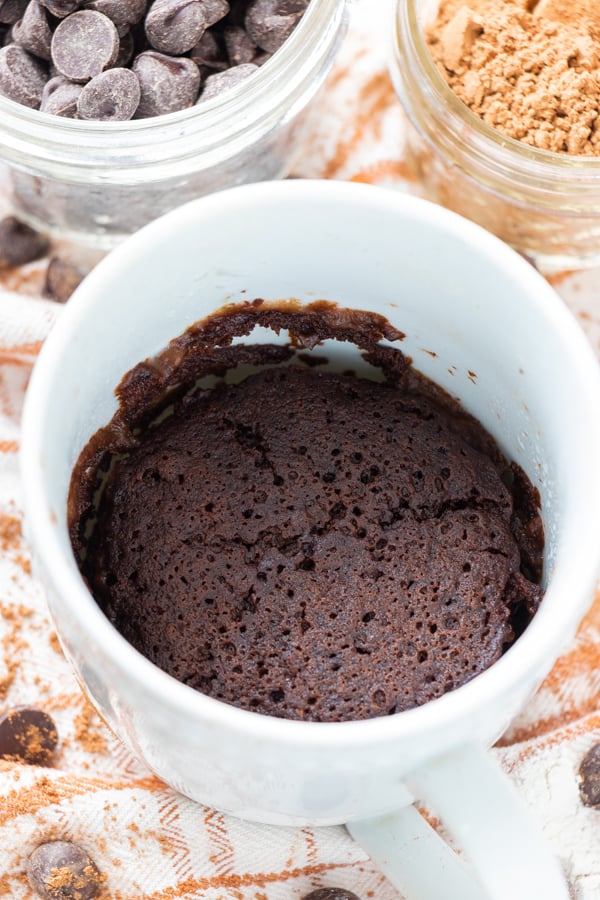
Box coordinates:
[0,1,600,897]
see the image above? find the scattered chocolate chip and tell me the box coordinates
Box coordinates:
[0,42,47,106]
[198,60,256,100]
[27,841,103,900]
[44,256,84,302]
[245,0,307,53]
[12,0,52,60]
[77,66,139,118]
[51,9,118,82]
[579,743,600,807]
[145,0,209,55]
[302,891,361,900]
[133,49,199,117]
[82,0,146,29]
[40,72,80,114]
[0,0,28,25]
[0,216,49,268]
[0,706,58,764]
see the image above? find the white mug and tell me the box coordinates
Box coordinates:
[21,181,600,900]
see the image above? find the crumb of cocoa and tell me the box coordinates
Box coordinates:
[73,703,107,754]
[15,556,32,575]
[45,861,105,894]
[48,632,62,656]
[0,871,29,896]
[0,673,16,701]
[0,515,22,553]
[0,517,32,576]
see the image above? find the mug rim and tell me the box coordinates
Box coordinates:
[21,179,600,748]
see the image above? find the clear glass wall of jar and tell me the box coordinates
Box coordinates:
[391,0,600,273]
[0,0,347,246]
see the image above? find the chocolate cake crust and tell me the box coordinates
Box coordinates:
[69,301,544,722]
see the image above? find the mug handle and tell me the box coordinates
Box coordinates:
[347,743,570,900]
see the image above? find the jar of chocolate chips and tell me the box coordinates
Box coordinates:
[0,0,347,243]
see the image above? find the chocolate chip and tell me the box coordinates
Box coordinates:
[12,1,52,61]
[302,891,361,900]
[0,216,49,267]
[245,0,307,53]
[114,28,135,67]
[51,10,119,82]
[2,0,306,118]
[44,256,84,300]
[27,841,103,900]
[579,743,600,807]
[224,24,256,65]
[198,61,257,101]
[133,50,199,117]
[189,28,228,76]
[40,73,81,114]
[0,43,47,106]
[201,0,229,26]
[44,256,85,302]
[145,0,209,55]
[39,0,80,17]
[0,706,58,763]
[77,66,139,118]
[0,0,28,25]
[82,0,146,29]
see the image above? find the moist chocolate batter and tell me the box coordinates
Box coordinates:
[69,301,544,722]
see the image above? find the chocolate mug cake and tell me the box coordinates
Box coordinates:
[68,301,544,722]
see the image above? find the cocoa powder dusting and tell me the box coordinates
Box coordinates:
[0,514,22,553]
[428,0,600,155]
[44,861,104,895]
[73,702,107,755]
[0,601,33,702]
[48,632,62,655]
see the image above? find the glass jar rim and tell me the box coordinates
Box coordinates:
[395,0,600,182]
[0,0,346,167]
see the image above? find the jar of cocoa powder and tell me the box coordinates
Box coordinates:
[391,0,600,273]
[0,0,346,246]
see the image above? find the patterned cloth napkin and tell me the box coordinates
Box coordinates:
[1,1,600,897]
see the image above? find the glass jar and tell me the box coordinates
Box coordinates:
[0,0,347,247]
[391,0,600,273]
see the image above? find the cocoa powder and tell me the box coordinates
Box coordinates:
[427,0,600,155]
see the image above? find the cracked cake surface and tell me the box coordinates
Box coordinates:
[71,320,544,721]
